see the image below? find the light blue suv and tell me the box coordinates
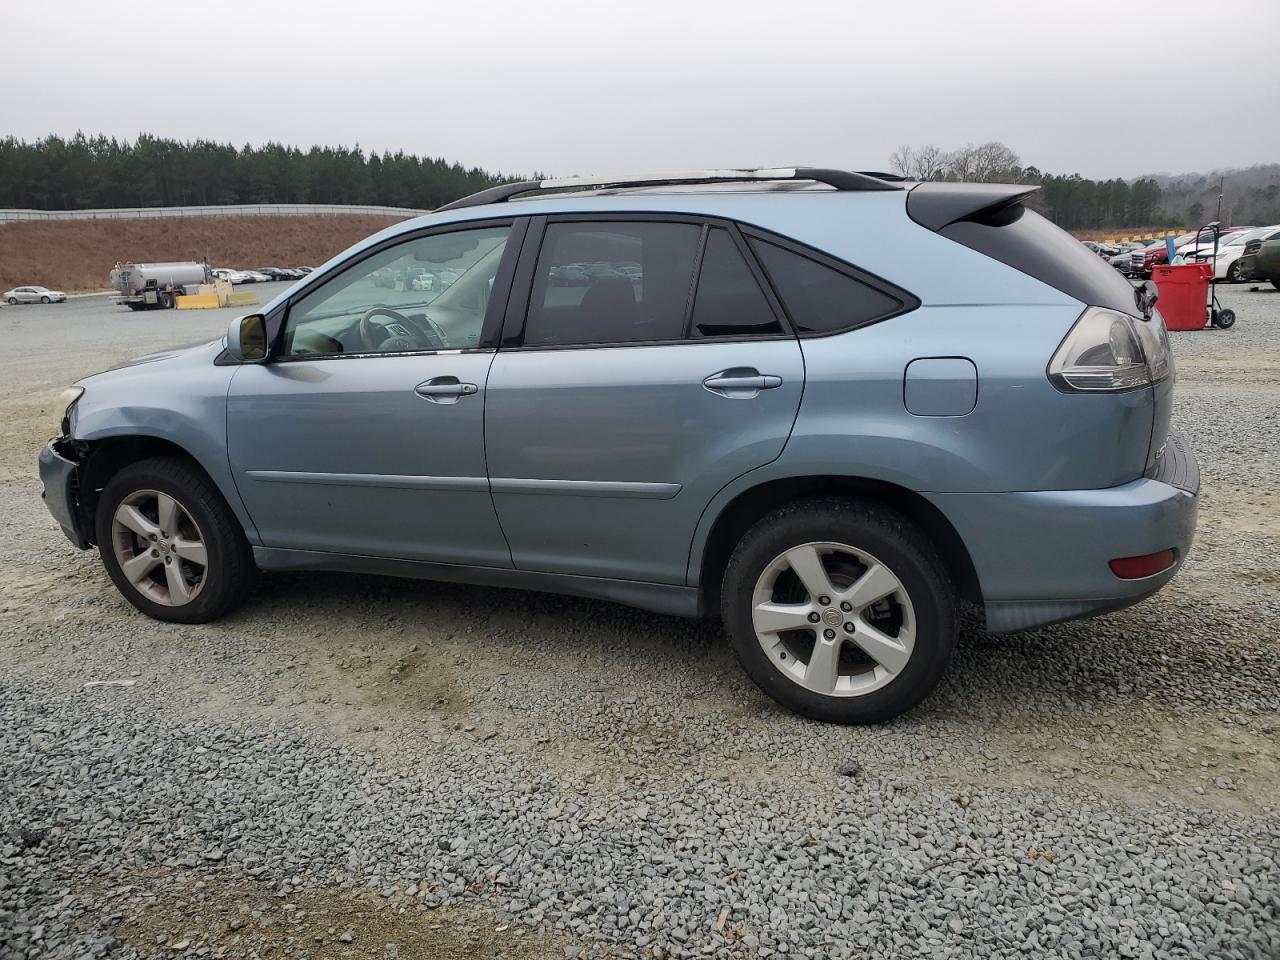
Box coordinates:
[38,168,1198,723]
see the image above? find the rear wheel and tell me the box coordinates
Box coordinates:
[40,295,50,303]
[6,297,16,305]
[95,457,254,623]
[721,498,958,724]
[158,292,173,309]
[1226,262,1242,283]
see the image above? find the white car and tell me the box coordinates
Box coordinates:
[1205,226,1280,282]
[212,269,252,285]
[242,270,272,283]
[4,285,67,304]
[1173,227,1278,281]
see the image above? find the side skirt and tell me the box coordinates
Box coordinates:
[252,546,704,619]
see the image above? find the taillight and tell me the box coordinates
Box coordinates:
[1047,307,1172,393]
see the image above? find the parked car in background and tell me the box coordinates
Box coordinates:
[1202,226,1280,282]
[1237,236,1280,290]
[212,269,251,285]
[1129,239,1172,279]
[37,167,1196,725]
[5,285,67,304]
[255,267,291,281]
[1108,242,1146,276]
[242,270,272,284]
[1128,229,1248,278]
[1174,227,1255,267]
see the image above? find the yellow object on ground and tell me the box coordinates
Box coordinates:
[227,291,259,306]
[175,294,221,310]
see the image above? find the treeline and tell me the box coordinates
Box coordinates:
[0,134,521,211]
[889,142,1280,231]
[5,133,1277,230]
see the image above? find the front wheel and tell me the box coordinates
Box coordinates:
[1226,262,1242,283]
[95,457,254,623]
[1214,308,1236,329]
[721,499,958,724]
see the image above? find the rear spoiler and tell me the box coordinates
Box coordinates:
[906,182,1039,231]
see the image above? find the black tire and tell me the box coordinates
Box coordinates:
[158,292,173,309]
[1214,308,1236,330]
[1226,262,1242,283]
[721,498,958,724]
[40,295,51,303]
[95,457,254,623]
[7,297,18,304]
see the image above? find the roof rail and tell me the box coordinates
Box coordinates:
[435,167,901,212]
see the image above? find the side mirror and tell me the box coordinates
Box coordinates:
[227,313,268,362]
[1135,280,1159,320]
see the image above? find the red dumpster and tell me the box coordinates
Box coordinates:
[1151,263,1212,331]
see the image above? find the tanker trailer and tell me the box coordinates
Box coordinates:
[109,262,211,310]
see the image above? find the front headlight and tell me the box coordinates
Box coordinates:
[58,386,84,436]
[1048,307,1172,393]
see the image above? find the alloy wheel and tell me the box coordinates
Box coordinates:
[110,489,208,606]
[751,541,916,697]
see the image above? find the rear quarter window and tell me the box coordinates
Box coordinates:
[748,238,912,335]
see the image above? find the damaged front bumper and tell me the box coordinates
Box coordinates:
[38,438,90,549]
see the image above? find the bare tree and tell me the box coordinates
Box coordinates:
[889,143,946,181]
[913,144,946,181]
[888,144,916,179]
[944,143,977,182]
[970,141,1021,182]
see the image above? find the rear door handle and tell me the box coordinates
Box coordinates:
[414,376,478,404]
[703,368,783,398]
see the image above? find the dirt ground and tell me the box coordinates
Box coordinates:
[0,214,407,293]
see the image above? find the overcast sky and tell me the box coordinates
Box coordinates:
[3,0,1277,181]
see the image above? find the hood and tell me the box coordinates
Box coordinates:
[79,338,224,383]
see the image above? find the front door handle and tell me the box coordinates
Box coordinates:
[703,368,783,398]
[414,376,478,404]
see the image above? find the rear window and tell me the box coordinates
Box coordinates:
[941,207,1142,316]
[750,239,905,335]
[523,221,700,346]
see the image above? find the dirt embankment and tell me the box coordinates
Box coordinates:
[0,214,409,293]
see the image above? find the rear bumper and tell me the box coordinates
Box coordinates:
[927,427,1199,633]
[38,439,90,549]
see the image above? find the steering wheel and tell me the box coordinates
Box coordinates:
[357,306,448,352]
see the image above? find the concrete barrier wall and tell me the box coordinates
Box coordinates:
[0,203,428,223]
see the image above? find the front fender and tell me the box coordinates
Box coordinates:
[70,344,260,544]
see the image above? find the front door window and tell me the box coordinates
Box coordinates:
[281,225,512,357]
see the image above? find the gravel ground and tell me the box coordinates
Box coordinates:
[1,285,1277,959]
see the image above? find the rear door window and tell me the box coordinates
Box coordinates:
[690,228,783,338]
[522,221,700,346]
[749,239,907,335]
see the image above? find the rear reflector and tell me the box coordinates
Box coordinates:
[1109,549,1176,579]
